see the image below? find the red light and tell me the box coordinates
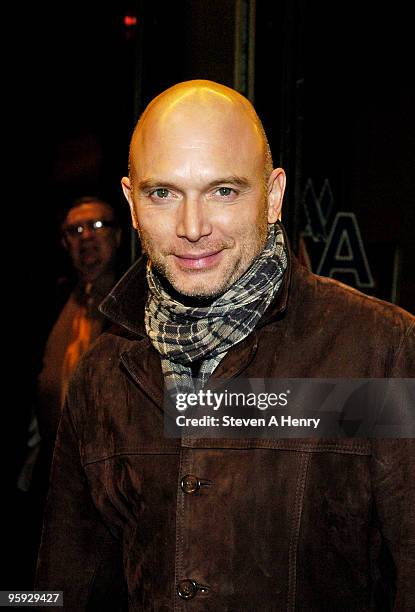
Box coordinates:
[124,15,137,27]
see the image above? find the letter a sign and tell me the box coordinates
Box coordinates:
[317,212,374,287]
[302,179,374,289]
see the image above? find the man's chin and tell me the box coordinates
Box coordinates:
[79,262,105,283]
[163,270,235,301]
[174,285,224,300]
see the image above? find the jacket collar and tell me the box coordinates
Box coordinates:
[99,222,293,336]
[99,254,148,336]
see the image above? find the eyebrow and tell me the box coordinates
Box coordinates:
[207,176,251,189]
[136,176,251,192]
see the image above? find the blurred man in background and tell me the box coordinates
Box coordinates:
[16,196,122,587]
[36,196,122,441]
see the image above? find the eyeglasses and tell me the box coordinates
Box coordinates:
[63,219,115,238]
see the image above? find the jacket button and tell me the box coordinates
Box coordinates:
[177,579,198,599]
[181,474,200,494]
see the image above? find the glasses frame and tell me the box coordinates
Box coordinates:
[62,219,115,239]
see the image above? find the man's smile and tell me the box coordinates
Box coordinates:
[172,249,225,270]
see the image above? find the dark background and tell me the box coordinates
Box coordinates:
[5,0,414,589]
[19,0,414,314]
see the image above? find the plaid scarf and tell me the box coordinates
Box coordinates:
[145,223,287,395]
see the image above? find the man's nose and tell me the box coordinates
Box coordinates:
[176,197,212,242]
[80,226,95,240]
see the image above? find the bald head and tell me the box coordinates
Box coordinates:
[122,79,285,298]
[128,80,273,187]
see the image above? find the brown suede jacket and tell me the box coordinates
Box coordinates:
[35,247,415,611]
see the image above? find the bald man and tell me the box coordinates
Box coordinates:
[36,81,415,610]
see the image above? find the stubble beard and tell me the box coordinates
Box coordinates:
[139,210,269,300]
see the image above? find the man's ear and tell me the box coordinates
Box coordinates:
[267,168,286,223]
[121,176,139,229]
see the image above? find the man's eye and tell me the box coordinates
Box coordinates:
[217,187,235,197]
[151,188,170,199]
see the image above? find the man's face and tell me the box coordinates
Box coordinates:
[123,97,284,299]
[62,202,120,283]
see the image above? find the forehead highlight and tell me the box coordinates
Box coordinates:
[128,80,273,185]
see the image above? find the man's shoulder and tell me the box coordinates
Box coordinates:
[284,262,415,376]
[295,261,414,331]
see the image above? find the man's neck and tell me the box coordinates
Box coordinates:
[80,268,116,298]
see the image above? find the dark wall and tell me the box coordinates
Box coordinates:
[132,0,236,112]
[256,0,415,312]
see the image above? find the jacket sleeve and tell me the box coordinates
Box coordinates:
[389,317,415,377]
[370,438,415,611]
[34,387,127,611]
[371,320,415,611]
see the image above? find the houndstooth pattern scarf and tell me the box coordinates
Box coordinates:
[145,223,287,395]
